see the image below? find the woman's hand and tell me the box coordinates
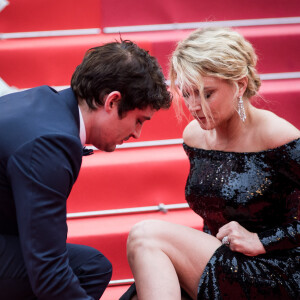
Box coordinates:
[216,221,266,256]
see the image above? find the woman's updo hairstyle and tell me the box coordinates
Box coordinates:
[169,27,261,103]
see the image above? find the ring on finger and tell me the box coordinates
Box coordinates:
[222,236,230,246]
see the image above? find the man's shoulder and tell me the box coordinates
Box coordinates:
[8,133,83,175]
[21,85,59,96]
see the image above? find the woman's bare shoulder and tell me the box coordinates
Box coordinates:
[256,109,300,149]
[183,120,206,148]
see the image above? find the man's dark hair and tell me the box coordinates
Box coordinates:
[71,40,172,117]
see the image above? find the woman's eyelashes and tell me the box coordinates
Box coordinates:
[182,89,213,100]
[204,89,214,100]
[205,92,212,99]
[182,89,197,98]
[182,90,190,98]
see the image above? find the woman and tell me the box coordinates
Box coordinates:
[120,27,300,299]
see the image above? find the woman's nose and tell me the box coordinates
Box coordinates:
[188,103,202,113]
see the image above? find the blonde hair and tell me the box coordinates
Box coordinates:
[169,27,261,121]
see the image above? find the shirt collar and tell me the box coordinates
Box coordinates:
[78,106,86,146]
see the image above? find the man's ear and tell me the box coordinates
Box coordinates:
[237,77,248,97]
[104,91,122,112]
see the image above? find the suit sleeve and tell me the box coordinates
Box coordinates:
[258,139,300,252]
[7,134,93,300]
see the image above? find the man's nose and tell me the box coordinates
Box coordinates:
[132,126,142,139]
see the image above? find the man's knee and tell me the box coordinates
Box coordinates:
[80,248,112,283]
[92,251,113,284]
[69,244,112,287]
[76,247,112,299]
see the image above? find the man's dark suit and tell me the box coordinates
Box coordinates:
[0,86,112,299]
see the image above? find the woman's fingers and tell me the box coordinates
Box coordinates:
[216,221,266,256]
[216,221,239,241]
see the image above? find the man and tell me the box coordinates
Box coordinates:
[0,40,171,299]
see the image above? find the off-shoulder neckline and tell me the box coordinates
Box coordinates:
[183,137,300,155]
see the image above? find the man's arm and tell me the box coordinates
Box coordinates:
[7,134,93,300]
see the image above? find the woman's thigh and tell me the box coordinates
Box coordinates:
[128,220,222,298]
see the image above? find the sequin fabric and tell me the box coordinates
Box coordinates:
[183,138,300,299]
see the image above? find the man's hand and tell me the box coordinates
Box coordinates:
[216,221,266,256]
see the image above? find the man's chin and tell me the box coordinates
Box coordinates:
[105,145,117,152]
[96,144,116,152]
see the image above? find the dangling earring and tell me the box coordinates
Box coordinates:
[237,96,246,122]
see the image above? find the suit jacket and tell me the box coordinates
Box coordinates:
[0,86,93,299]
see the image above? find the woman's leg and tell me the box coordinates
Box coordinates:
[127,220,221,300]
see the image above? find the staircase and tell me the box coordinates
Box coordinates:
[1,0,299,298]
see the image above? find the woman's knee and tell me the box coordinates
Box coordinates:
[127,220,166,258]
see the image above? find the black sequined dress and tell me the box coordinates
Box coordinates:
[183,138,300,299]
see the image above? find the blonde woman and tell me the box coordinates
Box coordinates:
[120,28,300,300]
